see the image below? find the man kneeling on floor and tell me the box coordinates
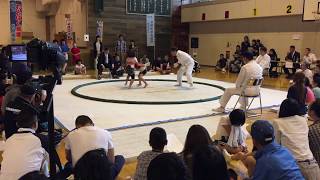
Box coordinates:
[61,115,125,179]
[213,52,263,112]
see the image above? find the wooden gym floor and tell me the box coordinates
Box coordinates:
[56,66,290,180]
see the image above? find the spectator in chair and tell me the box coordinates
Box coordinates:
[215,54,228,72]
[0,108,49,180]
[255,46,271,71]
[303,48,317,65]
[134,127,167,180]
[273,98,320,180]
[217,109,249,154]
[147,152,187,180]
[283,45,301,78]
[287,72,308,115]
[180,125,215,179]
[268,48,279,73]
[308,100,320,164]
[63,115,125,179]
[193,145,230,180]
[313,73,320,99]
[232,120,304,180]
[213,52,263,113]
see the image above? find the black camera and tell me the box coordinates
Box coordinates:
[26,38,66,84]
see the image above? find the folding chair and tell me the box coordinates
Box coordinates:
[233,78,263,116]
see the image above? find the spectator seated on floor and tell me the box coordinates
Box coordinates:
[61,115,125,179]
[74,148,113,180]
[216,109,249,154]
[1,70,33,115]
[180,125,216,179]
[193,145,230,180]
[229,45,243,73]
[74,60,86,75]
[215,54,228,72]
[110,55,124,79]
[71,43,81,65]
[305,78,316,105]
[134,127,167,180]
[313,73,320,99]
[4,84,37,139]
[154,57,162,71]
[232,120,304,179]
[147,152,187,180]
[241,36,250,54]
[297,62,313,84]
[273,98,320,179]
[0,108,49,180]
[158,55,172,75]
[287,72,308,115]
[308,100,320,164]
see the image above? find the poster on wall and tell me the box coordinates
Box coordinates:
[146,14,155,47]
[10,0,22,43]
[66,16,73,40]
[96,20,104,40]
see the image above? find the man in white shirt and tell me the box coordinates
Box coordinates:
[297,62,313,84]
[170,48,195,87]
[213,52,263,112]
[0,108,49,180]
[255,47,271,70]
[273,98,320,180]
[63,115,125,179]
[303,48,317,65]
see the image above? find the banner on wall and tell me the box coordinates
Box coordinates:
[10,0,22,43]
[146,14,155,47]
[66,16,73,40]
[96,20,103,40]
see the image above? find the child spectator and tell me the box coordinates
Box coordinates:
[135,127,167,180]
[74,61,86,75]
[313,73,320,99]
[305,78,315,104]
[215,54,227,72]
[216,109,249,154]
[71,43,81,64]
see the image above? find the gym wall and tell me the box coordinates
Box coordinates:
[182,0,320,66]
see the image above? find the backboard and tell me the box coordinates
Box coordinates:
[303,0,320,21]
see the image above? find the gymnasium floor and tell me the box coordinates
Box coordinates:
[53,66,290,179]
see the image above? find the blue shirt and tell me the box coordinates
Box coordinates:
[253,142,304,180]
[60,44,69,53]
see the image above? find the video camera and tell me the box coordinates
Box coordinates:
[25,38,66,84]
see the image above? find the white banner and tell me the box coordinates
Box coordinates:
[146,14,155,47]
[96,20,104,40]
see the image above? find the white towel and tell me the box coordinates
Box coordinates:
[227,126,247,148]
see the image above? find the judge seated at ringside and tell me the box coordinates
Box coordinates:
[213,52,263,113]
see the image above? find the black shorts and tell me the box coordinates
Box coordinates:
[139,69,147,76]
[126,66,135,79]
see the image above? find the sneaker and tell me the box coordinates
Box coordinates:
[212,107,225,113]
[174,84,182,87]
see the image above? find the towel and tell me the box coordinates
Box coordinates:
[227,125,247,148]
